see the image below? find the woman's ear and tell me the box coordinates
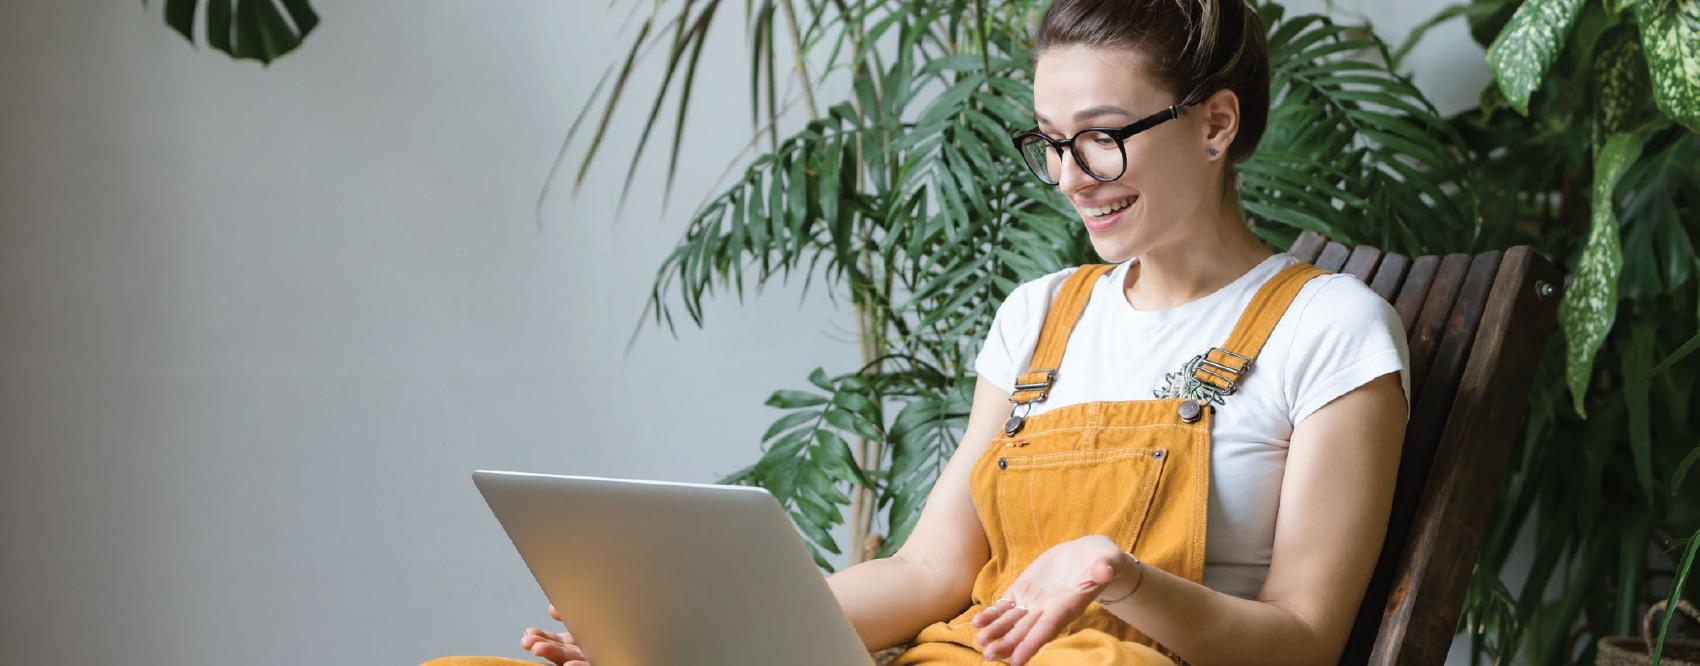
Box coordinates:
[1198,88,1241,160]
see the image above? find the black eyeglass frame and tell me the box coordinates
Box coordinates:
[1011,102,1196,185]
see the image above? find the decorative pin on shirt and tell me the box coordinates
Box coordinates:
[1153,353,1231,406]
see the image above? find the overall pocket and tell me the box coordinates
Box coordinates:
[990,443,1168,565]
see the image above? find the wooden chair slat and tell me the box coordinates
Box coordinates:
[1393,255,1440,337]
[1405,253,1472,403]
[1369,247,1563,665]
[1343,245,1383,283]
[1290,230,1327,263]
[1316,241,1352,271]
[1338,251,1500,665]
[1369,253,1411,303]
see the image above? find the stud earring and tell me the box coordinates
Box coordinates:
[1207,147,1220,158]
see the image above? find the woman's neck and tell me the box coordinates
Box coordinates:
[1122,214,1273,312]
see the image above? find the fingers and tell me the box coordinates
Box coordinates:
[523,627,575,645]
[528,637,587,666]
[975,601,1029,649]
[520,627,586,666]
[1007,609,1067,666]
[972,597,1015,627]
[983,606,1043,663]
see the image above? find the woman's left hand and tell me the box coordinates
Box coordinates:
[970,534,1136,665]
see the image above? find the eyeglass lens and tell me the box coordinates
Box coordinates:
[1018,130,1125,184]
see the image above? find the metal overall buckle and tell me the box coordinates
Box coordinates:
[1011,368,1056,397]
[1005,368,1056,436]
[1192,347,1253,395]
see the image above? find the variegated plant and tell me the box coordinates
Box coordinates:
[1485,0,1698,416]
[1413,0,1700,663]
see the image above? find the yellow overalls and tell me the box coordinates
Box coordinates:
[886,260,1328,666]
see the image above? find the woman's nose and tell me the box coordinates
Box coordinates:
[1054,147,1097,194]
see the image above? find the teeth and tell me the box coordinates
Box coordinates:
[1084,196,1137,217]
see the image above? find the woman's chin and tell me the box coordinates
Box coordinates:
[1086,235,1136,264]
[1084,214,1138,262]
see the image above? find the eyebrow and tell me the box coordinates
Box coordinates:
[1036,104,1133,127]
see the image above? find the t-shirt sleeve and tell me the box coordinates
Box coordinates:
[973,268,1077,394]
[1283,274,1413,427]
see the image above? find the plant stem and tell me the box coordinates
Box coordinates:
[778,0,819,118]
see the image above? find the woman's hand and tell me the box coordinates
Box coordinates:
[519,604,592,665]
[970,535,1137,665]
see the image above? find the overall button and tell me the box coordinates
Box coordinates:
[1178,399,1202,423]
[1003,416,1023,436]
[997,457,1007,470]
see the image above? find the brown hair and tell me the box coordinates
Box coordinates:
[1032,0,1271,166]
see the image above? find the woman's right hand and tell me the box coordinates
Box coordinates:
[520,604,592,665]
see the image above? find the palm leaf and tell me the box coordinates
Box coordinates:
[1255,9,1479,253]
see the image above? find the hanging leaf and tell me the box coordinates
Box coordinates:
[1485,0,1585,114]
[1633,0,1700,133]
[1595,27,1654,135]
[144,0,319,64]
[1559,132,1644,418]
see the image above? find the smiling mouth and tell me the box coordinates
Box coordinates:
[1082,195,1138,218]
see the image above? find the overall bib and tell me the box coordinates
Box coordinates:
[886,259,1328,666]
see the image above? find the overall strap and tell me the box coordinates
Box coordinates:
[1190,261,1332,395]
[1010,263,1116,406]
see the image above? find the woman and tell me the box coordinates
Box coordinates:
[520,0,1409,663]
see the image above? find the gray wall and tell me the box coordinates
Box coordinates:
[0,1,1545,664]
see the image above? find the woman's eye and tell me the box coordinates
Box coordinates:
[1094,137,1117,146]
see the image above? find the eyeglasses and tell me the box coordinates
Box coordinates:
[1011,103,1193,185]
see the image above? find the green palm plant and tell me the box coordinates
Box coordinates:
[554,0,1480,570]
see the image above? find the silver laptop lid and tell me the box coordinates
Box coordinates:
[473,470,874,666]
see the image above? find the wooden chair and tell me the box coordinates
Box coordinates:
[872,231,1565,666]
[1293,231,1564,665]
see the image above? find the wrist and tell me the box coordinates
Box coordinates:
[1096,552,1144,605]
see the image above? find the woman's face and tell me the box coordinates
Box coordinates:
[1031,45,1220,263]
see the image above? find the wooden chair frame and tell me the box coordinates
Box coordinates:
[1291,232,1563,665]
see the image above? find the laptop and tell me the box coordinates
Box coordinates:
[472,470,877,666]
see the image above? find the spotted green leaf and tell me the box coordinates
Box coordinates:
[1486,0,1586,114]
[1634,0,1700,132]
[1559,132,1644,418]
[1595,28,1652,134]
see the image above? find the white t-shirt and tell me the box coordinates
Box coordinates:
[973,251,1412,600]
